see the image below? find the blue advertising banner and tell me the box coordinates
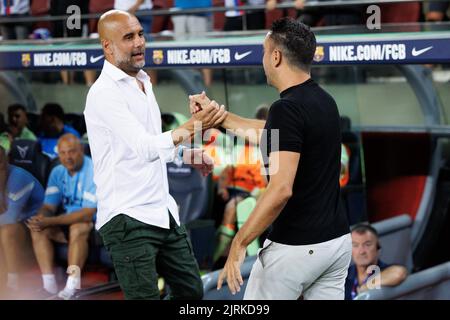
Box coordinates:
[0,32,449,70]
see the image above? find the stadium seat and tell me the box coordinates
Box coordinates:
[202,255,257,300]
[372,214,414,270]
[355,261,450,300]
[8,139,50,186]
[30,0,51,31]
[167,162,210,224]
[89,0,114,33]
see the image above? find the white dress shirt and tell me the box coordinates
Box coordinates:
[84,60,180,230]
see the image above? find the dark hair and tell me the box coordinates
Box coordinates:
[351,223,381,250]
[255,104,269,120]
[8,103,27,114]
[269,17,316,72]
[41,103,65,121]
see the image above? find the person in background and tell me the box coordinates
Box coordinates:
[27,134,97,300]
[172,0,213,87]
[0,114,11,153]
[426,1,450,21]
[38,103,80,159]
[0,146,44,293]
[345,224,408,299]
[8,103,37,141]
[0,0,30,40]
[50,0,89,85]
[114,0,154,34]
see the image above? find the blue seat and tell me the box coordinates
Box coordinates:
[9,139,50,186]
[372,214,413,270]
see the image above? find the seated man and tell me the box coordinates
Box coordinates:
[0,146,44,292]
[27,134,96,300]
[345,224,408,299]
[8,103,37,141]
[38,103,80,159]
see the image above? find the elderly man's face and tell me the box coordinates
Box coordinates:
[351,231,379,268]
[57,140,84,173]
[109,16,146,74]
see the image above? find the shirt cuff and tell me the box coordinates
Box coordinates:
[157,130,177,163]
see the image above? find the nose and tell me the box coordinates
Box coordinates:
[135,35,145,48]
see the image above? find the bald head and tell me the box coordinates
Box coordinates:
[98,10,146,76]
[98,10,135,42]
[57,134,84,174]
[58,133,81,149]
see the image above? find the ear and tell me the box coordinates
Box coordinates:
[102,39,112,56]
[272,49,282,68]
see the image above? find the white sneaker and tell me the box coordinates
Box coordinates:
[57,288,78,300]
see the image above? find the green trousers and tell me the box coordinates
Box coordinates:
[99,213,203,300]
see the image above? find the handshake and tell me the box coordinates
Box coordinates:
[174,92,227,177]
[187,91,227,130]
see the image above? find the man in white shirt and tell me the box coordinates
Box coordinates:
[84,10,227,300]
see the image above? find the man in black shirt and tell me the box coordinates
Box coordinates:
[190,18,351,299]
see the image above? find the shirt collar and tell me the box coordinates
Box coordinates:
[102,59,149,83]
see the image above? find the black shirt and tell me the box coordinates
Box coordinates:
[261,78,349,245]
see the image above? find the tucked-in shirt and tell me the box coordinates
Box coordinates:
[345,260,391,300]
[84,60,180,230]
[44,156,97,214]
[114,0,153,11]
[0,165,44,225]
[0,0,29,15]
[39,125,80,159]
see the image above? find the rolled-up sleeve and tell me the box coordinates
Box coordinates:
[87,88,176,163]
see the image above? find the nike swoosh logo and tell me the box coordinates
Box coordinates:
[90,55,104,63]
[411,46,433,57]
[234,51,252,61]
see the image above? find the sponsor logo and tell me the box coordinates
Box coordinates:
[313,46,325,62]
[33,52,87,67]
[90,54,104,64]
[328,44,406,62]
[17,145,28,159]
[234,50,252,61]
[153,50,164,65]
[411,46,433,57]
[167,49,231,65]
[21,53,31,67]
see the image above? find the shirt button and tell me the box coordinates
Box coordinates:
[124,256,130,262]
[309,250,314,255]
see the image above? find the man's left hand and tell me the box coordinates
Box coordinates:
[217,242,247,295]
[26,215,52,232]
[183,148,214,176]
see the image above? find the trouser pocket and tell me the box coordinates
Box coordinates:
[110,244,159,300]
